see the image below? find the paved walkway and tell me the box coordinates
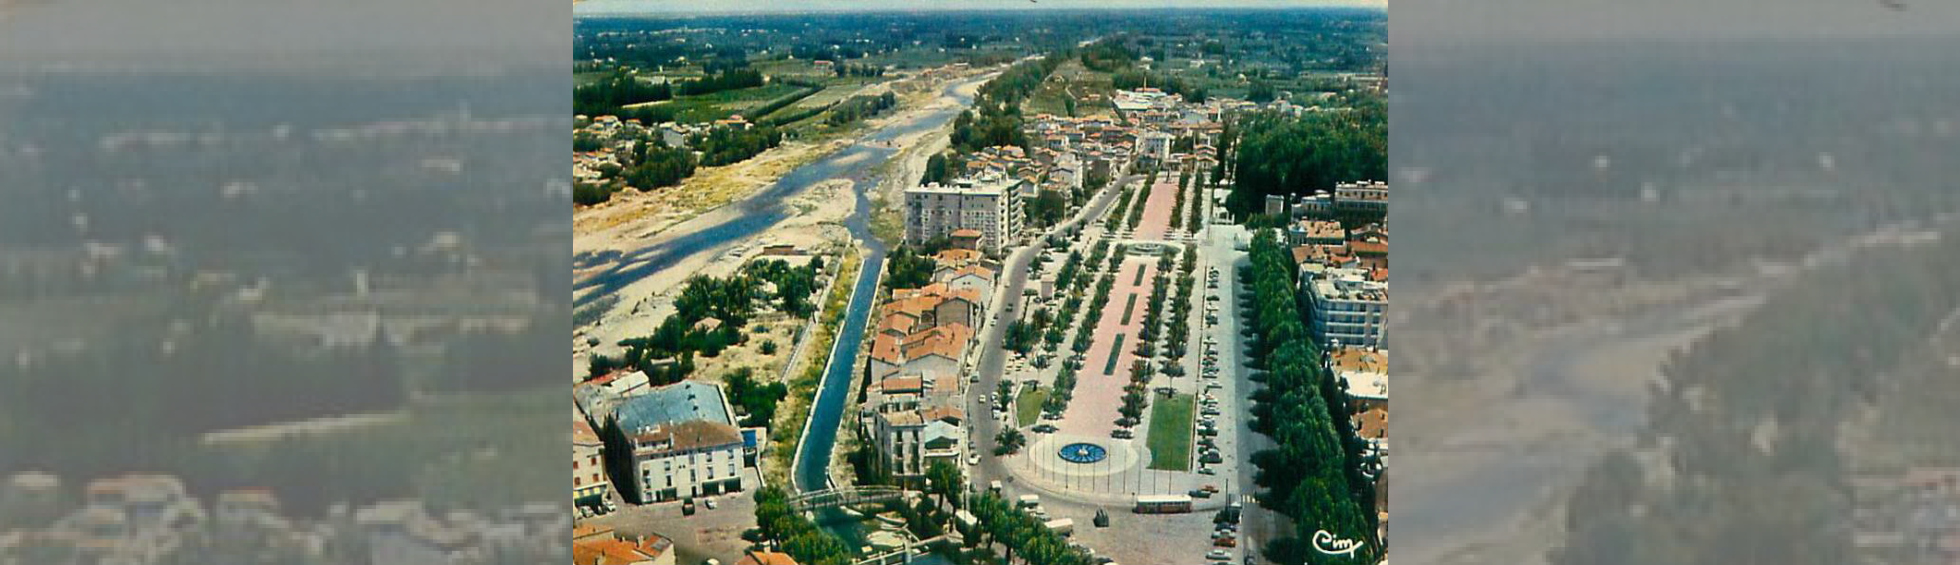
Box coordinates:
[1131,178,1182,241]
[1059,256,1159,438]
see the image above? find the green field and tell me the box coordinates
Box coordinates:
[789,78,877,111]
[855,46,967,70]
[1026,58,1116,118]
[1017,386,1050,428]
[1146,393,1194,471]
[627,83,807,123]
[574,71,611,87]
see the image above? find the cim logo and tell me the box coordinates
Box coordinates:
[1312,530,1365,556]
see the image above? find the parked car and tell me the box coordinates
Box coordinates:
[1207,549,1231,561]
[1198,467,1217,476]
[1189,489,1214,499]
[1032,424,1058,433]
[1112,429,1133,439]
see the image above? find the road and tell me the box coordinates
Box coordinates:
[1208,223,1283,563]
[968,171,1138,493]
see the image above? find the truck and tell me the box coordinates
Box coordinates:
[990,480,1004,493]
[1018,494,1042,509]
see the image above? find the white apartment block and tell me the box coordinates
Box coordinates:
[1304,267,1387,349]
[905,175,1025,253]
[1333,181,1388,216]
[1137,130,1174,163]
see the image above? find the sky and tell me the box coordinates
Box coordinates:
[1395,0,1960,45]
[575,0,1383,16]
[2,0,1946,69]
[0,0,568,70]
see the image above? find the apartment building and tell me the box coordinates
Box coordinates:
[575,418,610,507]
[1137,130,1175,164]
[1302,267,1387,349]
[1333,181,1389,218]
[904,175,1026,254]
[863,378,966,482]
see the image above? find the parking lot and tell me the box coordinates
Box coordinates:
[579,477,760,565]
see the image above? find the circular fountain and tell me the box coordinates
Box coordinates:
[1057,442,1109,464]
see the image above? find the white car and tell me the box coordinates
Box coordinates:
[968,453,982,466]
[1207,550,1231,561]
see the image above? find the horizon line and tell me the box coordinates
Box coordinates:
[574,1,1384,18]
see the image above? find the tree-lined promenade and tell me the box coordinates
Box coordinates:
[1242,229,1379,565]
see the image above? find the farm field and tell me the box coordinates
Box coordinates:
[626,83,806,122]
[1026,58,1116,118]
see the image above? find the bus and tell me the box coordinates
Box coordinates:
[1134,494,1194,514]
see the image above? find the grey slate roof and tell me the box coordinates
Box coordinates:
[610,381,731,433]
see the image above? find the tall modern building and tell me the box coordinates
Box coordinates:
[904,174,1025,254]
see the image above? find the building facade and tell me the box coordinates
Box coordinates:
[604,381,751,504]
[1333,181,1388,218]
[575,419,610,506]
[626,420,747,504]
[905,175,1025,254]
[1303,268,1387,349]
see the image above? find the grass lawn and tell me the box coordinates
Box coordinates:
[1147,393,1194,471]
[1016,387,1050,428]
